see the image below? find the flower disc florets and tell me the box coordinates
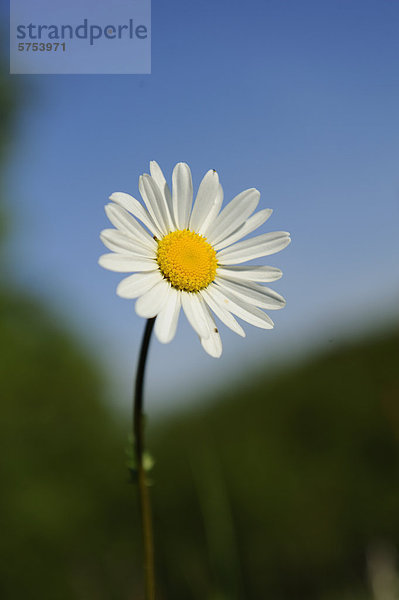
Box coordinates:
[156,229,217,292]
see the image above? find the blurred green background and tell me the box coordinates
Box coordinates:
[1,71,399,600]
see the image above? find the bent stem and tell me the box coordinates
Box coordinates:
[133,317,156,600]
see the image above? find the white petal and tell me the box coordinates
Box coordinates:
[139,174,170,235]
[201,333,222,358]
[149,161,175,229]
[116,271,162,299]
[198,297,223,358]
[181,292,210,339]
[206,188,260,246]
[216,278,286,310]
[100,229,154,256]
[214,209,273,251]
[135,279,171,318]
[207,283,274,329]
[108,193,161,237]
[172,163,193,230]
[189,169,220,232]
[217,231,291,264]
[105,203,158,251]
[200,288,245,337]
[198,184,224,236]
[216,265,283,283]
[98,254,158,273]
[155,287,181,343]
[201,336,222,357]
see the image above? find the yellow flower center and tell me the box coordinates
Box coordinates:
[156,229,217,292]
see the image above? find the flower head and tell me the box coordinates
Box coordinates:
[99,162,291,357]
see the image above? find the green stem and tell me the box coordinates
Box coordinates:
[133,317,156,600]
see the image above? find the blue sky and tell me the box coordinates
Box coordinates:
[3,0,399,414]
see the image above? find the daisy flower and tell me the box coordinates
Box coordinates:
[99,162,291,358]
